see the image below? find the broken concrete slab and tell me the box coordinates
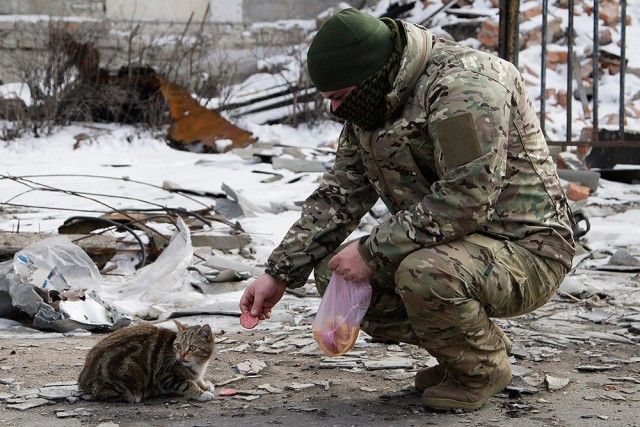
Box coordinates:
[363,358,415,371]
[56,408,92,418]
[190,233,251,250]
[236,359,267,375]
[271,157,326,173]
[38,385,81,400]
[285,383,316,391]
[557,169,601,192]
[545,375,570,392]
[6,398,51,411]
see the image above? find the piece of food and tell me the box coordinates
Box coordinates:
[312,315,359,356]
[240,312,259,329]
[218,388,237,396]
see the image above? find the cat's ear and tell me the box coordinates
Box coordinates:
[173,319,188,331]
[198,324,213,342]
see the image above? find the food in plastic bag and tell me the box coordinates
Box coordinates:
[311,273,372,357]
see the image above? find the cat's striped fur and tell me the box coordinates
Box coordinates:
[78,320,215,402]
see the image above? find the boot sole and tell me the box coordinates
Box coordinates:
[421,369,512,411]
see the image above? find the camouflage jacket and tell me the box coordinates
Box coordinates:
[266,21,576,288]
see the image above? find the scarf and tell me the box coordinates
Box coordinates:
[331,19,406,131]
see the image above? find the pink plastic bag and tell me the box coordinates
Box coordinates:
[311,273,372,357]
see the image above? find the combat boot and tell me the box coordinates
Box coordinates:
[415,324,512,393]
[418,314,512,410]
[421,363,512,411]
[414,363,446,392]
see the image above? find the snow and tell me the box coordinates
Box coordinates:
[1,1,640,331]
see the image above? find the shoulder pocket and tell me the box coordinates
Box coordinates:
[435,113,483,168]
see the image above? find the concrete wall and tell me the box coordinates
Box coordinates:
[0,0,356,85]
[0,0,347,23]
[0,0,105,18]
[0,12,310,84]
[106,0,210,22]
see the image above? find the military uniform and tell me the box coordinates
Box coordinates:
[265,19,575,406]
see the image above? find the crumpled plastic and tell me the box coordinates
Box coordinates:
[0,236,130,332]
[312,273,372,357]
[100,217,205,319]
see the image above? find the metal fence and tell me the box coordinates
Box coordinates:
[499,0,634,149]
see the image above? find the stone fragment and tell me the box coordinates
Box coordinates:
[363,358,414,371]
[545,375,570,392]
[38,385,80,400]
[6,398,50,411]
[236,359,267,375]
[285,383,315,391]
[56,408,92,418]
[576,365,618,372]
[258,384,283,394]
[233,394,260,401]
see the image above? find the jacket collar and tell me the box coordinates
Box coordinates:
[385,22,434,117]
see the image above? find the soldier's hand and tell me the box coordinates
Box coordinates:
[239,274,287,319]
[328,241,374,283]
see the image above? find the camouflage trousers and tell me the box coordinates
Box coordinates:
[313,233,569,387]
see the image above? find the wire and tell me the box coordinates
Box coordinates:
[63,216,147,268]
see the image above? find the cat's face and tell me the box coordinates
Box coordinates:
[173,321,215,367]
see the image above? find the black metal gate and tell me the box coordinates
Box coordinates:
[499,0,636,152]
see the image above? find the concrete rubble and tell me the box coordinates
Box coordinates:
[0,144,639,425]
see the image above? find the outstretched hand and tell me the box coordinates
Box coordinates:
[328,240,374,283]
[239,274,287,319]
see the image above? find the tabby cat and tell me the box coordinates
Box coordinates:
[78,320,215,403]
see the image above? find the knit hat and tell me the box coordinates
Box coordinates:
[307,8,394,92]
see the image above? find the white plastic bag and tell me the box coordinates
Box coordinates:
[101,217,204,318]
[13,235,102,293]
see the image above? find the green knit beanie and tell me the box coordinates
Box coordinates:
[307,8,394,92]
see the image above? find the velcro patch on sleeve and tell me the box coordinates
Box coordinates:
[435,113,483,169]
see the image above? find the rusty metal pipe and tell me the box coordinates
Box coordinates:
[540,0,549,135]
[593,0,599,145]
[620,0,627,141]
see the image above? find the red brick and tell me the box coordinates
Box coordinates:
[567,182,590,201]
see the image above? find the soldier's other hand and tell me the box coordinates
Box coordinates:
[328,241,374,283]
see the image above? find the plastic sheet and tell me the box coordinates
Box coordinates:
[0,236,130,332]
[312,273,372,357]
[101,217,205,319]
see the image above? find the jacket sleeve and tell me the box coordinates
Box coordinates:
[266,125,379,288]
[362,69,512,268]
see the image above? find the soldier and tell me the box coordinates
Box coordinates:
[239,8,575,411]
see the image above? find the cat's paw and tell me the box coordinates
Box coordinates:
[202,381,215,392]
[195,391,214,402]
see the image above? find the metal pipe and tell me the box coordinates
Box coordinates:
[566,0,574,147]
[593,0,599,145]
[540,0,548,135]
[620,0,627,141]
[547,139,640,147]
[513,0,520,68]
[498,0,519,64]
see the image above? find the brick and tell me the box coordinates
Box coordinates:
[547,49,568,65]
[599,3,620,27]
[521,5,542,21]
[567,182,590,201]
[557,90,568,108]
[478,32,498,49]
[481,20,499,35]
